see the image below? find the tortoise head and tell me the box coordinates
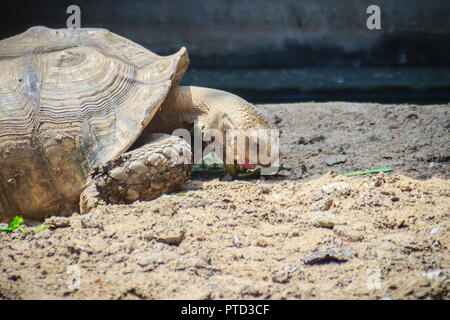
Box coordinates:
[214,99,278,175]
[155,86,278,176]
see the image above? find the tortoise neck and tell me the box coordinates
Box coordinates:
[165,86,212,114]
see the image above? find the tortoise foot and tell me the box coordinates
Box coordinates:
[79,133,192,213]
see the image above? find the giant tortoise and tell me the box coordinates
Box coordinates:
[0,27,272,221]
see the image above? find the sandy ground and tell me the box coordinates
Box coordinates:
[0,102,449,300]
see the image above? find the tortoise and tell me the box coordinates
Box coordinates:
[0,26,272,221]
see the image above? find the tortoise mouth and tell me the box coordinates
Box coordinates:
[238,160,257,171]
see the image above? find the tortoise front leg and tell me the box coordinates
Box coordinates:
[80,133,192,213]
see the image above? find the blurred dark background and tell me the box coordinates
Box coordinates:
[1,0,450,103]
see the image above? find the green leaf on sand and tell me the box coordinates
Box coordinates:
[1,216,24,232]
[1,216,49,233]
[237,164,291,178]
[33,224,48,233]
[278,164,292,172]
[344,166,392,177]
[237,167,261,178]
[192,151,291,178]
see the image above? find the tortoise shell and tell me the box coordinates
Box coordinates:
[0,26,189,219]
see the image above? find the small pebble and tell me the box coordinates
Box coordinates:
[272,270,290,283]
[325,155,347,166]
[430,226,444,235]
[302,247,353,265]
[232,235,241,247]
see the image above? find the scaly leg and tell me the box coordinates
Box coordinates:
[80,133,192,213]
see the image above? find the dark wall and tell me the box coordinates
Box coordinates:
[1,0,450,102]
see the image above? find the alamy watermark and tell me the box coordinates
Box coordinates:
[65,4,381,32]
[366,5,381,30]
[110,101,281,175]
[66,5,81,29]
